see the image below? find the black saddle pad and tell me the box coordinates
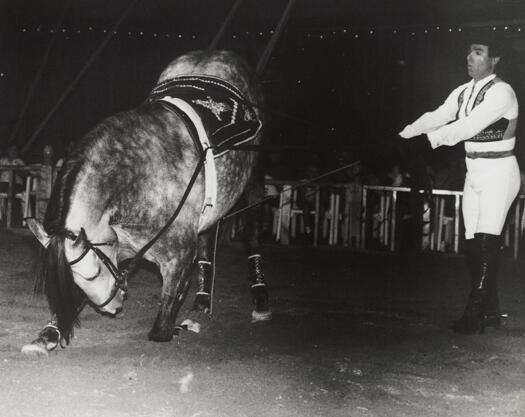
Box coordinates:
[149,76,262,157]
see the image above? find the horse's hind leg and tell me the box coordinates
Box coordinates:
[243,172,272,322]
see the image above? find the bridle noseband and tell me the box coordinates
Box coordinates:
[66,230,128,309]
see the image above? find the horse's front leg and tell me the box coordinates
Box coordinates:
[148,254,194,342]
[21,318,63,356]
[192,230,214,314]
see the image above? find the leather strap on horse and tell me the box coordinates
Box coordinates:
[122,139,208,279]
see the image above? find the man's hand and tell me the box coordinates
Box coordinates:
[398,125,417,139]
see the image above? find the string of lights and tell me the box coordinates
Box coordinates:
[16,21,525,40]
[4,20,524,83]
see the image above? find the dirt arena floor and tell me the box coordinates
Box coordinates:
[0,229,524,417]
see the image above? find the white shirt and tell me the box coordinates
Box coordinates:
[406,74,518,151]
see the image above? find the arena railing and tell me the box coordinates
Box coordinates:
[264,180,525,259]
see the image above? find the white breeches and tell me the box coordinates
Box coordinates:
[462,156,520,239]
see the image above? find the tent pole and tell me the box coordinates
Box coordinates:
[254,0,296,79]
[22,0,141,153]
[208,0,244,52]
[9,0,71,146]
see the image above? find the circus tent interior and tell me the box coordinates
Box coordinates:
[2,0,525,167]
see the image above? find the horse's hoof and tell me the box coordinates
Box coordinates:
[251,310,272,323]
[179,319,201,333]
[148,329,174,342]
[21,343,49,357]
[484,314,502,328]
[251,285,270,314]
[183,310,212,333]
[451,316,485,334]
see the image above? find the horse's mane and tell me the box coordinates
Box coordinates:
[37,129,97,342]
[39,235,85,344]
[43,139,88,235]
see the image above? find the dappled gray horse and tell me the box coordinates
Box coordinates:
[23,50,271,355]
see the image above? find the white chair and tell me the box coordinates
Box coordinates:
[0,174,37,226]
[431,196,454,252]
[275,185,320,244]
[18,174,38,225]
[341,184,362,248]
[322,191,343,245]
[275,188,306,241]
[369,191,392,248]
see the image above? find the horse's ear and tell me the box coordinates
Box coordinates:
[25,218,50,248]
[73,228,88,248]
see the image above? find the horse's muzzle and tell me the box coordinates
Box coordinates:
[100,288,126,315]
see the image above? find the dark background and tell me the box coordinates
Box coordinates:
[2,0,525,177]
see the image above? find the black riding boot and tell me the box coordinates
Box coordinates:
[464,238,479,288]
[247,254,272,321]
[464,235,501,327]
[453,233,500,334]
[192,260,213,314]
[483,235,502,328]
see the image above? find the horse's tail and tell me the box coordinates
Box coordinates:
[39,236,85,344]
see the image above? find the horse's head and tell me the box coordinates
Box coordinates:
[65,228,126,315]
[27,218,126,316]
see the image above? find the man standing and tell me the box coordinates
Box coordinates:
[399,34,520,334]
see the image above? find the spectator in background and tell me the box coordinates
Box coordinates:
[386,163,404,187]
[333,150,354,182]
[434,157,466,191]
[347,162,363,247]
[55,140,76,171]
[0,145,26,226]
[298,154,322,237]
[261,173,280,239]
[0,145,25,194]
[40,145,60,185]
[42,145,54,166]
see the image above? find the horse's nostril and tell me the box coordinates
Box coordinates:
[115,306,123,315]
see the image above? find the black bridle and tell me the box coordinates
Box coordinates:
[66,232,127,309]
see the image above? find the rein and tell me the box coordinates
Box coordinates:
[64,148,208,310]
[119,100,210,273]
[123,148,209,274]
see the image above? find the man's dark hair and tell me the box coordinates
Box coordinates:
[468,29,503,58]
